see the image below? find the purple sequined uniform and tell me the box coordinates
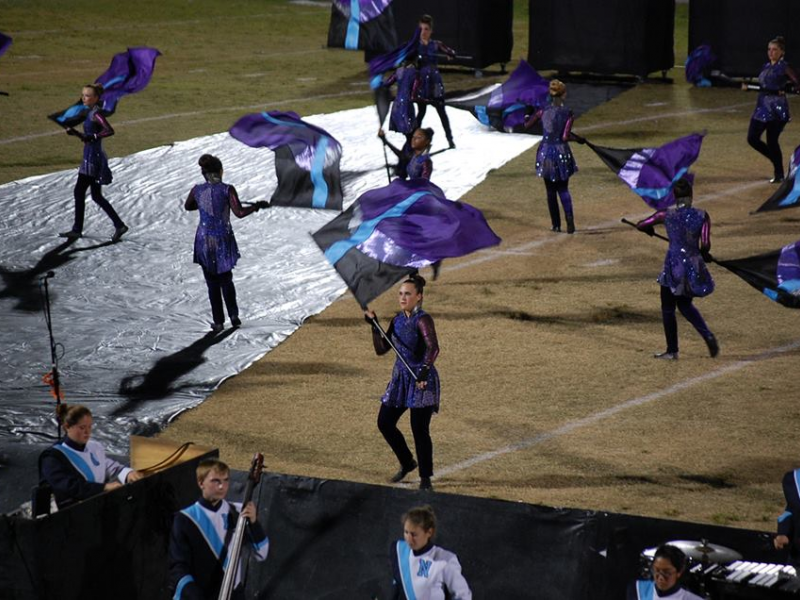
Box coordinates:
[535,105,577,182]
[658,206,714,298]
[753,59,793,123]
[191,182,242,275]
[389,66,417,135]
[378,308,440,409]
[413,40,454,102]
[406,152,432,180]
[80,106,113,185]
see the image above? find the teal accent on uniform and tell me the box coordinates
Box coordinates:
[636,579,655,600]
[54,443,96,482]
[182,503,224,559]
[397,540,418,600]
[173,575,195,600]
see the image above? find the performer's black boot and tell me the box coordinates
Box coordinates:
[566,214,575,234]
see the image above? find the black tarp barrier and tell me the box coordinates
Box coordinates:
[390,0,513,71]
[0,450,217,600]
[528,0,675,78]
[689,0,800,78]
[2,467,788,599]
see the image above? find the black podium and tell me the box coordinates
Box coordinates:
[528,0,675,78]
[689,0,800,77]
[392,0,514,71]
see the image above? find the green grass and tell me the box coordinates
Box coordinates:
[0,0,689,185]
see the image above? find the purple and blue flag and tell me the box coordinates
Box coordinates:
[229,110,343,211]
[48,46,161,128]
[716,239,800,309]
[583,132,705,209]
[312,178,501,307]
[368,28,421,90]
[685,45,716,87]
[755,145,800,213]
[448,60,550,133]
[328,0,398,54]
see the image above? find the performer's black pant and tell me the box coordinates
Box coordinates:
[72,173,124,233]
[377,404,434,478]
[543,179,573,230]
[202,268,238,325]
[416,101,454,145]
[660,286,713,354]
[747,118,786,179]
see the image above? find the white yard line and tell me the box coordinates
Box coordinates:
[437,338,800,478]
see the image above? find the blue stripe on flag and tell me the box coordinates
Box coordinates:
[397,540,418,600]
[631,167,689,200]
[778,279,800,294]
[778,176,800,207]
[475,106,490,126]
[54,444,96,482]
[56,104,85,124]
[764,288,779,301]
[502,102,526,117]
[779,510,793,523]
[345,0,361,50]
[103,74,126,88]
[261,112,330,208]
[370,75,384,90]
[311,136,330,209]
[324,191,428,265]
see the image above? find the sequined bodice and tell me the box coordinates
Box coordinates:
[194,182,232,234]
[759,60,790,92]
[665,206,705,256]
[541,105,572,144]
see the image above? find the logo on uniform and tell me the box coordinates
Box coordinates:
[417,559,432,578]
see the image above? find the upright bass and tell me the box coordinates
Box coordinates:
[218,452,264,600]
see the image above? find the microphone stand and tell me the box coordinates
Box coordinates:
[40,272,62,441]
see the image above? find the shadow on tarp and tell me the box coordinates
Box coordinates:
[114,328,237,413]
[0,238,115,313]
[1,466,789,599]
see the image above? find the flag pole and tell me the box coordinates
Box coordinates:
[621,218,717,263]
[368,315,418,381]
[621,218,669,242]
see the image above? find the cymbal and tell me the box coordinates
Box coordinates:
[666,540,743,563]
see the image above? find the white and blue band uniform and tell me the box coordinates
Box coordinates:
[391,540,472,600]
[39,438,133,509]
[168,497,269,600]
[777,468,800,566]
[627,579,704,600]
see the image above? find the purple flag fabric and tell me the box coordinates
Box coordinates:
[48,46,161,128]
[312,179,501,306]
[716,238,800,309]
[685,45,716,85]
[585,133,705,209]
[332,0,394,23]
[229,111,343,210]
[0,32,12,59]
[448,60,549,132]
[368,28,421,88]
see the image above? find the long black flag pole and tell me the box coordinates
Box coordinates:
[621,218,717,263]
[40,271,63,441]
[368,315,418,381]
[621,218,669,242]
